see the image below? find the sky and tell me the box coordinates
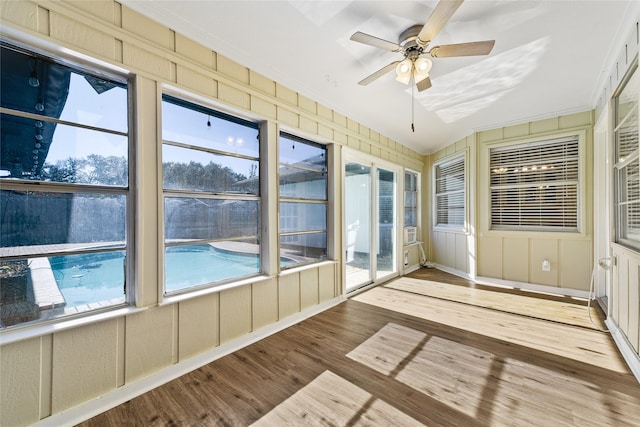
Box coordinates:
[44,71,322,180]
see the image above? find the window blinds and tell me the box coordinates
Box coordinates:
[489,135,579,231]
[435,157,465,228]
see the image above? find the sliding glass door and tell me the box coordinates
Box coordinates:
[345,162,372,290]
[344,152,399,292]
[376,168,396,280]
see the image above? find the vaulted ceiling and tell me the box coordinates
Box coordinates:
[121,0,638,154]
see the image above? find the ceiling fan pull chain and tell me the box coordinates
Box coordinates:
[411,74,415,132]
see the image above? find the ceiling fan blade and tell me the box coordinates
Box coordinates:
[350,31,401,52]
[418,0,464,45]
[417,76,432,92]
[358,61,400,86]
[429,40,495,57]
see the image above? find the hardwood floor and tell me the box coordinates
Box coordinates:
[80,269,640,426]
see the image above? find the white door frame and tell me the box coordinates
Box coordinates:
[342,147,403,294]
[594,105,612,313]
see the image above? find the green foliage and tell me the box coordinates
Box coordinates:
[40,155,256,192]
[162,160,256,193]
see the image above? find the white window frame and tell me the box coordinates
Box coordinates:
[404,169,421,240]
[278,132,329,269]
[614,58,640,250]
[160,93,262,295]
[433,154,466,232]
[0,39,134,328]
[488,133,583,233]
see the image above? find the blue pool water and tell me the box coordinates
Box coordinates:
[50,251,126,307]
[50,244,289,307]
[164,244,261,292]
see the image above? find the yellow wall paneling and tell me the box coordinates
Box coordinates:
[0,1,424,424]
[474,122,594,290]
[4,0,639,424]
[425,140,474,277]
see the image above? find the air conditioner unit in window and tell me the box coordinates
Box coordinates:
[404,226,417,244]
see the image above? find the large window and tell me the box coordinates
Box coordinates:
[279,133,327,268]
[0,42,131,327]
[434,156,465,229]
[162,95,260,293]
[615,61,640,249]
[489,136,580,232]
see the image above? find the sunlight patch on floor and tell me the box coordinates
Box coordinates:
[347,322,428,375]
[348,322,493,418]
[353,284,628,373]
[250,370,424,426]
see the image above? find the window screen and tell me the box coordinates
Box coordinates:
[279,133,328,268]
[489,136,579,231]
[0,42,131,327]
[161,95,261,293]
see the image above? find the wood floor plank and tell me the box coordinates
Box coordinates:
[385,276,605,329]
[80,269,640,427]
[353,285,626,373]
[251,370,426,426]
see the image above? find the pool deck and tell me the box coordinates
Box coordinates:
[0,258,66,326]
[0,242,124,258]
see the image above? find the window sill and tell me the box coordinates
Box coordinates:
[161,260,338,305]
[433,226,467,235]
[0,304,146,346]
[611,242,640,258]
[280,259,337,276]
[481,228,587,240]
[161,273,272,306]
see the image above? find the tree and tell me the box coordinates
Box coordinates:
[41,155,256,193]
[41,158,82,183]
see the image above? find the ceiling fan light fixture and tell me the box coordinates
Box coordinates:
[413,57,432,83]
[395,58,413,85]
[415,57,432,73]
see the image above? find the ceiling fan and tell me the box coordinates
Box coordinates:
[351,0,495,92]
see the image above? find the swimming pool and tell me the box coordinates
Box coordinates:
[164,244,261,292]
[50,244,290,307]
[50,251,126,307]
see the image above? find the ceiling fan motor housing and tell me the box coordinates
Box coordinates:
[399,24,428,56]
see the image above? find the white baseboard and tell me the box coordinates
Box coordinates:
[430,264,590,299]
[605,319,640,384]
[433,264,475,281]
[475,275,591,299]
[33,296,345,427]
[403,263,421,274]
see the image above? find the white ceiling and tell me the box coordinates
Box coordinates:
[121,0,638,155]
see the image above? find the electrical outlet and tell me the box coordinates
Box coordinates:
[542,259,551,272]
